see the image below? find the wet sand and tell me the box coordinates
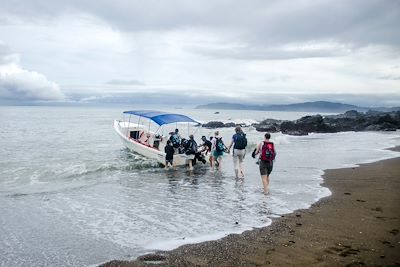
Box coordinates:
[101,148,400,267]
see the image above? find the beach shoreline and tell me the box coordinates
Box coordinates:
[101,147,400,267]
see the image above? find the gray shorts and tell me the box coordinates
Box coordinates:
[259,160,273,175]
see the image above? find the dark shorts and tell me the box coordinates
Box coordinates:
[213,150,224,158]
[259,160,273,175]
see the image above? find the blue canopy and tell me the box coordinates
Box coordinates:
[123,110,200,126]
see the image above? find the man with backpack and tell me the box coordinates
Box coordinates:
[185,134,198,170]
[253,133,276,194]
[227,126,247,178]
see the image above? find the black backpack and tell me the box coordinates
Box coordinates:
[186,140,197,155]
[234,133,247,149]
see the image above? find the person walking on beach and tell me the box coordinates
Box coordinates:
[253,133,276,193]
[227,126,247,178]
[212,131,225,171]
[164,140,175,168]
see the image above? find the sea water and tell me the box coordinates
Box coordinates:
[0,106,399,267]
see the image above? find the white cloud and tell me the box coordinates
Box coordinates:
[0,44,64,101]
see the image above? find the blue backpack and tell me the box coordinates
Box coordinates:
[170,134,181,148]
[234,133,247,149]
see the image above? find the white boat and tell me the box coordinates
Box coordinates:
[113,110,201,166]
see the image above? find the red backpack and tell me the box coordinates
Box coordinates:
[260,141,275,162]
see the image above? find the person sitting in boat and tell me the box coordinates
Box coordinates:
[144,133,151,146]
[169,128,182,154]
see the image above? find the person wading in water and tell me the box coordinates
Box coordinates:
[253,133,276,194]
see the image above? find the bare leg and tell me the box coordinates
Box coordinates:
[214,157,219,169]
[233,155,240,178]
[236,151,245,178]
[188,160,194,170]
[239,160,244,178]
[261,174,270,193]
[217,158,222,171]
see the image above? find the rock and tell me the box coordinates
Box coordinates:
[202,121,225,128]
[202,121,249,128]
[224,122,236,128]
[254,119,282,132]
[254,125,279,132]
[343,110,363,118]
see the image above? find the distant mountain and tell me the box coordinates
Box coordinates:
[195,101,400,113]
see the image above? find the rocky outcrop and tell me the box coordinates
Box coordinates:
[202,121,242,128]
[280,110,400,135]
[202,121,225,128]
[253,119,282,133]
[202,110,400,135]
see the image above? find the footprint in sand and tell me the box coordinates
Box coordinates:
[325,244,360,258]
[372,207,383,212]
[389,229,399,235]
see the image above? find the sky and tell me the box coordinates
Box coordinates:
[0,0,399,106]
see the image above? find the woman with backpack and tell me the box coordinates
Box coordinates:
[227,126,247,178]
[253,133,276,194]
[212,131,225,171]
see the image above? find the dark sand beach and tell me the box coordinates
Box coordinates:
[102,148,400,267]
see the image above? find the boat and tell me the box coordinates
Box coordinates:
[113,110,201,166]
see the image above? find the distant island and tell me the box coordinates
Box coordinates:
[195,101,400,113]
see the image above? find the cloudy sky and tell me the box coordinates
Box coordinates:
[0,0,399,106]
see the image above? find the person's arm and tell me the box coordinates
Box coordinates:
[254,142,262,156]
[222,139,228,151]
[227,138,234,152]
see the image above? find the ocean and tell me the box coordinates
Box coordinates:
[0,106,399,267]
